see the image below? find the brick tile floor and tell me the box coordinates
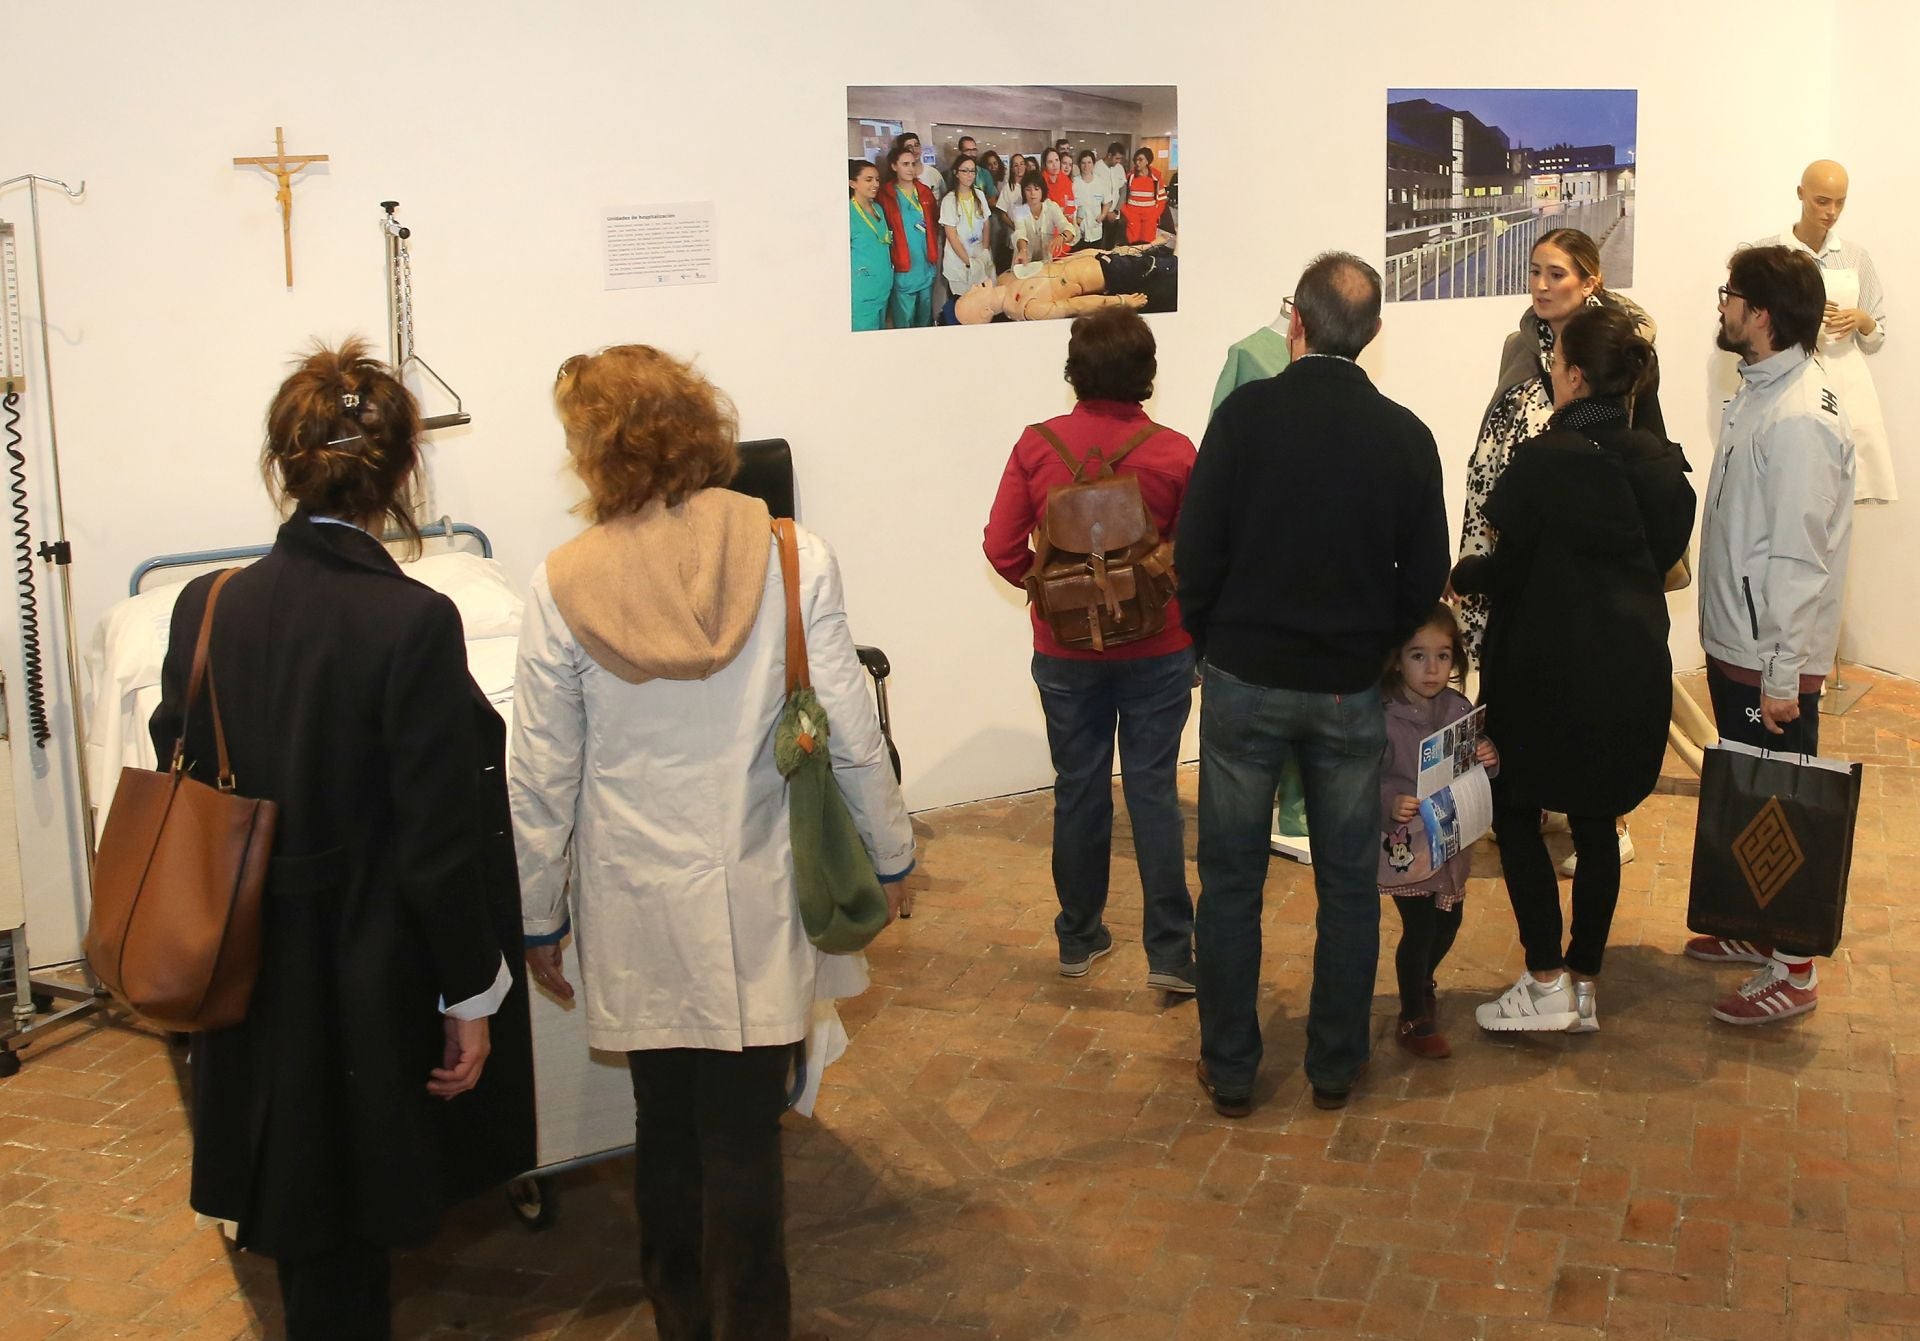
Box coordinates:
[4,668,1919,1338]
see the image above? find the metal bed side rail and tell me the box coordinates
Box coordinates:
[129,517,492,595]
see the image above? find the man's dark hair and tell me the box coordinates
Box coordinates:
[1727,244,1825,355]
[1293,251,1383,359]
[1106,141,1126,157]
[1064,307,1157,403]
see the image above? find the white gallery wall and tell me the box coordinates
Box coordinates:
[2,0,1896,962]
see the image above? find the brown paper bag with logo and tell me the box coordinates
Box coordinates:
[1685,740,1861,958]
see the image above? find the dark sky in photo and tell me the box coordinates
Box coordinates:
[1390,88,1637,159]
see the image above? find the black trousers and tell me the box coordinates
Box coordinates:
[1706,661,1822,754]
[276,1236,391,1340]
[1492,778,1620,977]
[628,1045,793,1341]
[1390,895,1462,1019]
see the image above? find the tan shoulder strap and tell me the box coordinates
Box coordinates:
[1104,422,1162,468]
[772,518,809,696]
[1032,420,1161,481]
[174,567,240,787]
[1030,423,1090,480]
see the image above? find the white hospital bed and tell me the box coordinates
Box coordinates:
[92,519,863,1230]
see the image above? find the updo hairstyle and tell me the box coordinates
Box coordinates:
[261,338,422,547]
[1558,305,1658,405]
[552,345,739,523]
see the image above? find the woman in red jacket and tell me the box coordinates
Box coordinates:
[1041,147,1077,232]
[877,145,939,327]
[981,309,1198,993]
[1122,147,1167,245]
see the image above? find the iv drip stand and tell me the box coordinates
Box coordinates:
[381,201,469,434]
[0,173,111,1074]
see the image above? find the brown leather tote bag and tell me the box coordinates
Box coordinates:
[86,568,277,1030]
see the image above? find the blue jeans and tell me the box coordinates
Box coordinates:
[1195,665,1386,1094]
[1031,647,1196,973]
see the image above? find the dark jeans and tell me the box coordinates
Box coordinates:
[628,1046,793,1341]
[1195,665,1386,1094]
[1491,778,1619,977]
[1390,896,1462,1020]
[1031,646,1196,973]
[1706,661,1822,754]
[277,1236,391,1340]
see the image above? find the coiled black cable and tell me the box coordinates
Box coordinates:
[3,390,49,745]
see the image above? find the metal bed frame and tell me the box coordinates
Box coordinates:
[129,515,491,594]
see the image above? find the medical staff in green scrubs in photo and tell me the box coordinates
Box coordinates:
[849,159,893,332]
[879,144,939,328]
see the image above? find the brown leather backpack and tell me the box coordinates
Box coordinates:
[1022,422,1176,652]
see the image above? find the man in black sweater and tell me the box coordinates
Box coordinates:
[1179,252,1449,1115]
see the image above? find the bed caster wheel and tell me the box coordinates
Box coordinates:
[507,1176,553,1230]
[0,1047,19,1078]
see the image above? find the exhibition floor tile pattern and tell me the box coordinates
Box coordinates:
[5,668,1920,1339]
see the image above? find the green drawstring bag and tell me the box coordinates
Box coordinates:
[771,519,889,954]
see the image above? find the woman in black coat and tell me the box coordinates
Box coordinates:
[1450,305,1695,1038]
[150,341,534,1339]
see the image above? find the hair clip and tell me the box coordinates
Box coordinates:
[340,391,362,412]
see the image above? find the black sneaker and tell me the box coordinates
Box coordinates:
[1058,926,1114,978]
[1195,1059,1253,1118]
[1145,964,1197,995]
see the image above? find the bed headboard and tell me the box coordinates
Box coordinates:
[129,516,493,595]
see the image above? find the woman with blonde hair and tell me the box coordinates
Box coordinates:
[153,339,534,1339]
[511,344,915,1341]
[1457,227,1666,873]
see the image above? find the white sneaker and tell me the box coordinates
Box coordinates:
[1540,811,1571,834]
[1567,980,1599,1033]
[1476,971,1579,1032]
[1560,825,1635,877]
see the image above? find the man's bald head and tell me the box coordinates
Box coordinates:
[1292,251,1384,359]
[1796,160,1849,243]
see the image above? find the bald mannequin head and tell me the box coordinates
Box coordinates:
[1795,159,1849,249]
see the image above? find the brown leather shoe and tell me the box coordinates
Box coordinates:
[1195,1059,1253,1118]
[1397,1016,1452,1060]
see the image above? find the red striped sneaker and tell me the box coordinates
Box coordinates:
[1711,961,1818,1026]
[1684,937,1771,965]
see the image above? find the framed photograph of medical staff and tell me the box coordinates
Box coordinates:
[847,85,1178,330]
[1385,88,1637,303]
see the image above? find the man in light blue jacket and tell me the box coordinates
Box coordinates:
[1687,244,1854,1026]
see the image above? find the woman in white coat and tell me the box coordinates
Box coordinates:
[510,344,915,1341]
[939,154,997,299]
[1010,176,1077,266]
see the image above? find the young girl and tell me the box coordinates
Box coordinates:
[1378,604,1498,1058]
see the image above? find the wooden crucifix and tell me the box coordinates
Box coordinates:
[232,126,329,287]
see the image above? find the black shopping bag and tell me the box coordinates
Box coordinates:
[1686,740,1863,958]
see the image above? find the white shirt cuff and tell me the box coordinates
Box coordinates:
[441,955,512,1020]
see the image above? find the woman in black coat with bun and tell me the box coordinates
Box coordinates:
[1450,305,1695,1038]
[152,341,533,1339]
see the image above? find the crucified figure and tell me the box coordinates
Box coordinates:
[951,244,1179,324]
[232,127,330,287]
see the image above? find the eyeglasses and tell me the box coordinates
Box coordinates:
[1279,296,1296,323]
[1717,285,1746,306]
